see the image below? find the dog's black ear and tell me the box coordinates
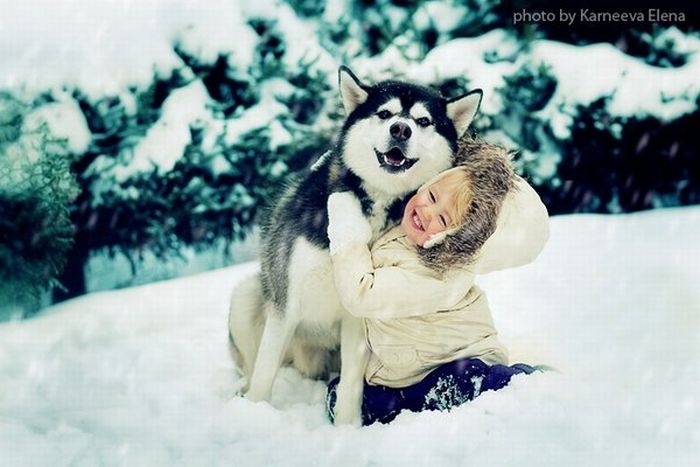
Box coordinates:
[446,89,483,136]
[338,66,369,115]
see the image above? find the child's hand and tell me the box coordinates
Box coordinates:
[327,192,372,254]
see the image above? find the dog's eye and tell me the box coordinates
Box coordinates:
[416,117,431,127]
[377,110,392,120]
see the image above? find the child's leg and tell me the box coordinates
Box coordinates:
[327,377,407,426]
[420,358,492,411]
[326,360,538,426]
[419,359,537,411]
[480,361,537,395]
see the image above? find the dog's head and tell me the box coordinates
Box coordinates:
[338,66,482,197]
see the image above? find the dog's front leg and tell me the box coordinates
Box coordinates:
[333,315,369,426]
[246,310,298,402]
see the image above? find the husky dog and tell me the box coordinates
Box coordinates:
[228,66,482,424]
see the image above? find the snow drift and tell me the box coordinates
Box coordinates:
[1,207,699,466]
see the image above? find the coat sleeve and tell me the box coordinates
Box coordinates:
[330,243,475,319]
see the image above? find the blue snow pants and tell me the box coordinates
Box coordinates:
[326,358,536,426]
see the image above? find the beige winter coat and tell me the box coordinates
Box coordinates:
[331,177,549,387]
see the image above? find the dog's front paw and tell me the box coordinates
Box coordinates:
[327,192,372,255]
[232,376,249,397]
[333,392,363,427]
[245,386,271,403]
[333,404,362,427]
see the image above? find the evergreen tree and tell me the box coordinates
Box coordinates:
[0,94,78,318]
[2,0,698,307]
[52,29,337,301]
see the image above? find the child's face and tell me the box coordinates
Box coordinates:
[400,172,462,247]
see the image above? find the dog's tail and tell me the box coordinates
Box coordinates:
[228,272,266,379]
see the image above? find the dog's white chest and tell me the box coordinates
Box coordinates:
[286,237,345,325]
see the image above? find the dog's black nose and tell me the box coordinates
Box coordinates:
[390,122,412,141]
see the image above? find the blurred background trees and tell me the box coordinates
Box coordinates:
[0,94,78,318]
[1,0,698,316]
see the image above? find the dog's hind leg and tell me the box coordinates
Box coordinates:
[333,315,370,426]
[291,342,334,379]
[290,343,322,379]
[228,273,265,381]
[246,304,300,402]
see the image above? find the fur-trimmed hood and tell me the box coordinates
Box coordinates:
[417,136,547,274]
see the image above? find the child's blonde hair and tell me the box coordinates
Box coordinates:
[443,168,474,229]
[418,166,474,230]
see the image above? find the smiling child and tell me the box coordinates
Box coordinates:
[325,136,549,425]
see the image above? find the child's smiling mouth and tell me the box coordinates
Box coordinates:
[411,209,424,231]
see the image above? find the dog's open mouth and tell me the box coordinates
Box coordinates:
[374,147,417,173]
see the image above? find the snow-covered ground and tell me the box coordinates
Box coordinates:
[1,207,698,466]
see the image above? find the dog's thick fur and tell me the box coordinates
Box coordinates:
[228,66,482,424]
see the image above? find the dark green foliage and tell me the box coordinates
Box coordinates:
[536,98,700,214]
[494,62,558,164]
[51,44,335,301]
[317,10,355,58]
[0,96,78,316]
[500,62,557,113]
[0,95,23,144]
[433,77,472,100]
[449,0,509,39]
[283,63,333,124]
[418,24,440,51]
[77,125,331,267]
[285,0,325,17]
[0,194,74,309]
[249,19,287,79]
[348,0,420,55]
[491,56,699,214]
[3,0,697,308]
[627,27,690,68]
[71,71,189,174]
[49,72,192,301]
[174,48,258,117]
[275,126,335,174]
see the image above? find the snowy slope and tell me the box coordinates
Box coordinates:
[1,208,699,466]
